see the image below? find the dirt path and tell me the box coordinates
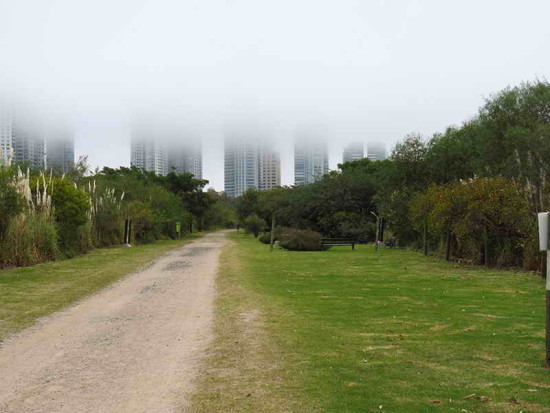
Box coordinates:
[0,231,228,413]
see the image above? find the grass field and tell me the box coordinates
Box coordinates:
[0,233,205,342]
[193,233,550,413]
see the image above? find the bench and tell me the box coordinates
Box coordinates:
[321,238,357,250]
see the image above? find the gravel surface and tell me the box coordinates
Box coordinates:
[0,231,228,413]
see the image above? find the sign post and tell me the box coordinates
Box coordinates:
[537,212,550,367]
[371,211,380,251]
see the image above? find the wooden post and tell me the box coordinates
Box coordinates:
[484,227,489,267]
[270,214,276,251]
[128,220,132,243]
[445,228,451,261]
[423,219,428,256]
[375,216,380,252]
[123,219,128,244]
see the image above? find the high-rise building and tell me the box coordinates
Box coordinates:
[259,150,281,191]
[366,142,387,161]
[0,101,14,165]
[130,132,168,176]
[12,111,46,169]
[294,138,328,186]
[343,141,364,163]
[166,140,202,179]
[224,133,280,198]
[46,130,74,174]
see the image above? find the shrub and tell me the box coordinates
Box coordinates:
[279,228,323,251]
[50,177,91,254]
[258,226,287,245]
[1,213,57,267]
[258,232,271,244]
[244,214,266,237]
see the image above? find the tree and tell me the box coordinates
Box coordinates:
[236,188,260,223]
[50,177,91,254]
[258,187,289,250]
[244,214,266,238]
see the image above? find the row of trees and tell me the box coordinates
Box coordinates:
[236,79,550,270]
[0,163,235,268]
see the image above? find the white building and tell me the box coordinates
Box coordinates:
[167,140,203,179]
[366,142,387,161]
[46,128,74,174]
[294,137,328,186]
[343,141,364,163]
[0,101,14,165]
[130,126,168,175]
[224,132,280,198]
[12,108,46,169]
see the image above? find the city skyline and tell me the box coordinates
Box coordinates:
[224,130,281,197]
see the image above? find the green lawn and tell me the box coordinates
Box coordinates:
[194,233,550,413]
[0,233,205,342]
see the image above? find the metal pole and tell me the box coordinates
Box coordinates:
[546,250,550,367]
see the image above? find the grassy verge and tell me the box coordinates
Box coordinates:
[190,239,308,412]
[193,233,550,413]
[0,233,206,342]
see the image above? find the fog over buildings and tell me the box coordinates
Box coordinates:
[1,0,550,189]
[224,124,280,197]
[343,142,365,164]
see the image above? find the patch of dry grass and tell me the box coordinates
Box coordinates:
[190,241,312,412]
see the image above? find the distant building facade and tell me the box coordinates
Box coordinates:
[1,99,74,170]
[166,140,202,179]
[12,113,46,169]
[46,131,74,174]
[0,101,14,165]
[366,142,387,161]
[224,133,281,198]
[258,150,281,191]
[130,130,168,176]
[343,141,364,163]
[294,138,328,186]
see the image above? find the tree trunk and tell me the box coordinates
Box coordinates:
[445,228,451,261]
[423,219,428,256]
[484,229,489,267]
[270,214,276,251]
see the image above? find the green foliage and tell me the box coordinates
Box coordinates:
[0,166,25,236]
[0,165,224,268]
[237,188,260,223]
[410,178,530,265]
[278,228,323,251]
[203,190,238,229]
[245,79,550,270]
[244,214,266,237]
[50,177,91,256]
[258,232,271,244]
[1,213,57,267]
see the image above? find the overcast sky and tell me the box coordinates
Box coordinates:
[1,0,549,189]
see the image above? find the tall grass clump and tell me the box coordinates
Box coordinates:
[0,167,58,267]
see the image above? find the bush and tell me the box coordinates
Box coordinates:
[279,228,323,251]
[50,178,91,255]
[258,226,287,245]
[244,214,266,237]
[1,213,57,267]
[258,232,271,244]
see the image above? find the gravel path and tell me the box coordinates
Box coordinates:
[0,231,228,413]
